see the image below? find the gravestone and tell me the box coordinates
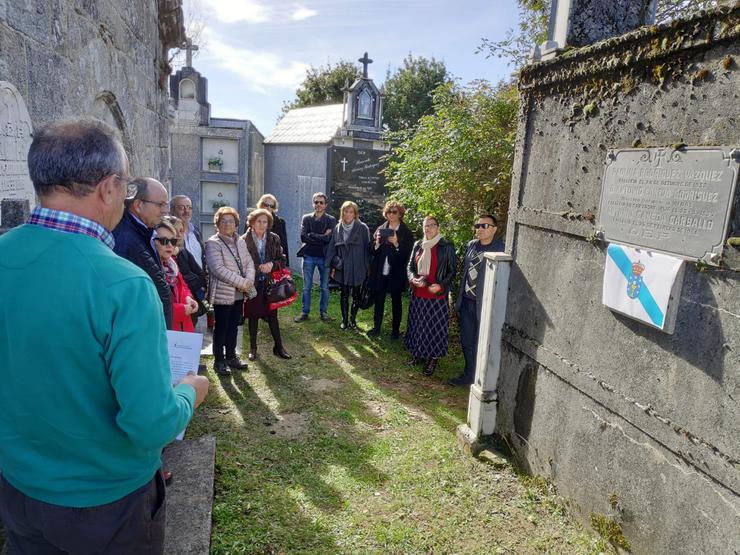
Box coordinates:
[0,81,34,227]
[330,146,386,231]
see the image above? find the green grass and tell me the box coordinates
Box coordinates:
[188,279,611,554]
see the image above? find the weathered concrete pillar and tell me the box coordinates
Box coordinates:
[532,0,657,61]
[457,252,512,453]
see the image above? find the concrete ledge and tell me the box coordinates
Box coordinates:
[162,436,217,555]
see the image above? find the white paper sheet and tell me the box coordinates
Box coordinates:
[166,330,204,440]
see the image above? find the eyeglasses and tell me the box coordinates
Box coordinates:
[173,205,193,212]
[219,218,236,225]
[313,200,326,205]
[154,237,177,246]
[140,199,170,210]
[386,209,399,214]
[262,203,276,209]
[423,223,438,229]
[474,223,496,229]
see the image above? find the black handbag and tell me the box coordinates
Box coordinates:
[356,276,374,310]
[265,269,297,307]
[330,254,343,271]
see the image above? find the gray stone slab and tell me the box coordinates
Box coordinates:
[162,436,216,555]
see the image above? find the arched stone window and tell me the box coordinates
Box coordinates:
[180,79,196,100]
[357,89,373,119]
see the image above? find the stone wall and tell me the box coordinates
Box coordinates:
[498,6,739,554]
[0,0,184,182]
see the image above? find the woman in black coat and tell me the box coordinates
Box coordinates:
[368,201,414,339]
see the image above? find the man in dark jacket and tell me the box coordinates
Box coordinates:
[113,178,172,328]
[295,192,336,322]
[449,214,505,386]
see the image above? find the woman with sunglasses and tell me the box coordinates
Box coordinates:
[255,194,290,268]
[153,220,199,332]
[367,200,414,339]
[205,207,256,376]
[404,215,457,377]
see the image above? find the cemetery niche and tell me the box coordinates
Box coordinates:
[0,81,34,227]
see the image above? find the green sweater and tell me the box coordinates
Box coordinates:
[0,224,196,507]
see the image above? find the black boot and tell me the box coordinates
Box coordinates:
[248,319,258,361]
[349,302,359,330]
[339,286,349,330]
[268,316,291,359]
[423,358,438,377]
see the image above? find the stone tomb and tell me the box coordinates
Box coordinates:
[330,146,386,231]
[598,147,739,266]
[0,82,34,226]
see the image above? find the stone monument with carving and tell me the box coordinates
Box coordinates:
[0,81,34,227]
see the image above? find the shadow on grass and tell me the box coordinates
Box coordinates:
[194,279,476,553]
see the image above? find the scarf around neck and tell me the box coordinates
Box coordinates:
[341,220,356,242]
[417,234,442,276]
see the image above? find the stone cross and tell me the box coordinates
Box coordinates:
[532,0,657,61]
[358,52,373,78]
[183,39,199,68]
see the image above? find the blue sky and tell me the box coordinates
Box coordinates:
[176,0,522,136]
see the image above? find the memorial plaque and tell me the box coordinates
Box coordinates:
[598,147,739,264]
[330,146,387,231]
[0,81,34,226]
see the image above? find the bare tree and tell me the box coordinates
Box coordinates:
[169,0,208,70]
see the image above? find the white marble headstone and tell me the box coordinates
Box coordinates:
[0,81,34,226]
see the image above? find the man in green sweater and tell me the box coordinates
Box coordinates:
[0,118,209,554]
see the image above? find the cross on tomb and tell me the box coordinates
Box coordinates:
[358,52,373,78]
[340,157,349,172]
[183,39,199,68]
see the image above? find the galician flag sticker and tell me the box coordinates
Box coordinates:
[602,243,684,330]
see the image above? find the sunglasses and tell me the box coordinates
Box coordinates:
[387,209,399,214]
[155,237,178,246]
[474,223,495,229]
[313,200,326,205]
[262,203,276,209]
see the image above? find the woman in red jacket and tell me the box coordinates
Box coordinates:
[154,220,199,332]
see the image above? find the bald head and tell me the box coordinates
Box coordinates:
[127,177,169,228]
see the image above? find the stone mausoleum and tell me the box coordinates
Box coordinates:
[168,51,264,240]
[264,53,389,264]
[0,0,186,226]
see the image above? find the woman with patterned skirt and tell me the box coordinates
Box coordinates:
[404,215,457,377]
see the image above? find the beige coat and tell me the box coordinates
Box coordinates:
[205,233,255,306]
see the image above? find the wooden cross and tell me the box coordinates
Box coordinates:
[358,52,373,78]
[183,39,199,68]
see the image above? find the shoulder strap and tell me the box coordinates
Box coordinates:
[218,236,245,277]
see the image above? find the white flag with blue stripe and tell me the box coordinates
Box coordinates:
[602,243,684,330]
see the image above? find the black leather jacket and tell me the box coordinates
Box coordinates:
[407,237,457,295]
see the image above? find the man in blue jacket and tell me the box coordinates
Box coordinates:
[113,177,173,328]
[0,118,209,554]
[450,215,505,386]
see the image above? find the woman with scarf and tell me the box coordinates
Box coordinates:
[325,201,371,330]
[241,208,291,360]
[153,219,199,332]
[405,215,457,377]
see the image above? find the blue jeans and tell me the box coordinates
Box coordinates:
[301,255,329,315]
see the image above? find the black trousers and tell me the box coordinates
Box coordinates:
[0,471,166,555]
[459,297,480,380]
[372,275,403,333]
[339,284,361,321]
[213,300,243,361]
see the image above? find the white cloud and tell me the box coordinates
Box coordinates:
[292,6,318,21]
[202,30,309,93]
[200,0,271,24]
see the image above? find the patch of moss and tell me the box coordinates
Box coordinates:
[590,513,631,552]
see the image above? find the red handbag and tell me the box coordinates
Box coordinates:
[266,268,297,310]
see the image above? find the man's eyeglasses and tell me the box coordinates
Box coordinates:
[313,200,326,205]
[154,237,178,246]
[140,199,170,210]
[474,223,495,229]
[173,205,193,212]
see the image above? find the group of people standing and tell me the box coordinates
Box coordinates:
[294,192,504,385]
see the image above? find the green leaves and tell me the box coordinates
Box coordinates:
[385,81,518,249]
